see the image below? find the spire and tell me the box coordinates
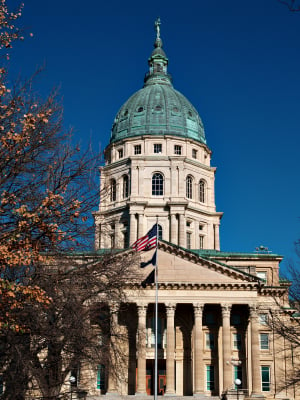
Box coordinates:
[144,18,172,87]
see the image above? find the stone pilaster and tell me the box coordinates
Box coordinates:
[170,213,177,245]
[214,223,220,251]
[165,304,176,395]
[179,214,185,247]
[136,304,147,395]
[193,303,204,395]
[138,213,144,238]
[129,212,137,245]
[114,220,120,248]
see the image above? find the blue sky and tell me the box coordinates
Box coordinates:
[8,0,300,273]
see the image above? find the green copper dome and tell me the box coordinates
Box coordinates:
[110,20,206,145]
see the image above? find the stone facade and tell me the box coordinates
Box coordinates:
[78,246,296,399]
[81,22,298,400]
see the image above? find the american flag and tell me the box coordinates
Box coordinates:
[132,224,158,251]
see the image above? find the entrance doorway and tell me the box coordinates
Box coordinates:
[146,360,166,395]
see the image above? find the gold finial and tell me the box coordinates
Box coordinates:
[155,17,161,40]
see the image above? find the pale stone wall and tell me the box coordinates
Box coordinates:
[94,135,222,251]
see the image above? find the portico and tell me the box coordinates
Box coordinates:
[104,299,262,397]
[97,244,277,399]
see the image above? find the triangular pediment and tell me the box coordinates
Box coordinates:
[139,241,259,288]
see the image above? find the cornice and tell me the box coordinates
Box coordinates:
[259,286,289,296]
[105,134,211,153]
[93,204,128,217]
[101,158,130,171]
[186,204,224,218]
[183,157,215,172]
[128,281,259,290]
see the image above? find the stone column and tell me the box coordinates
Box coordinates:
[165,304,176,395]
[130,213,137,245]
[95,223,101,250]
[221,304,232,391]
[214,224,220,251]
[170,213,177,245]
[114,220,120,249]
[107,304,119,393]
[136,304,147,395]
[179,214,185,247]
[193,303,204,395]
[138,213,144,238]
[250,305,262,396]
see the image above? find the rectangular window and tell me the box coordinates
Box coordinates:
[257,271,267,283]
[233,333,242,350]
[260,333,269,350]
[205,333,215,349]
[192,149,197,158]
[259,314,268,325]
[97,365,105,390]
[151,317,162,348]
[118,148,123,158]
[206,365,215,391]
[199,235,204,249]
[261,366,270,391]
[154,143,162,153]
[186,232,192,249]
[134,144,141,155]
[174,145,182,155]
[234,365,242,388]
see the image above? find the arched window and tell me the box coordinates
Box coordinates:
[199,179,206,203]
[110,179,116,202]
[158,224,163,240]
[122,175,129,198]
[186,175,193,199]
[152,173,164,196]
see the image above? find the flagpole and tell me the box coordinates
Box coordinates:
[154,219,158,400]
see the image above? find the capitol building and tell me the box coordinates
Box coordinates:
[81,21,296,400]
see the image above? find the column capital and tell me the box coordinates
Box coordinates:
[137,303,147,317]
[249,304,258,318]
[221,303,231,318]
[108,301,119,312]
[165,303,176,316]
[193,303,204,317]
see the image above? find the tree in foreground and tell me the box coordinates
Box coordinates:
[0,0,100,332]
[0,1,139,398]
[1,251,139,399]
[269,242,300,393]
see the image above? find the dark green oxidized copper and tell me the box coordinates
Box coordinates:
[110,20,206,145]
